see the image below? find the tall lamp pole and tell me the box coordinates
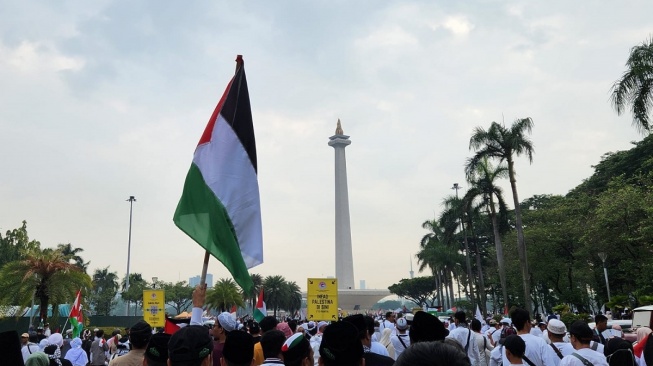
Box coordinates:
[598,252,611,302]
[125,196,136,315]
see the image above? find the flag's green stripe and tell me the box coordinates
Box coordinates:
[174,163,253,293]
[253,308,265,322]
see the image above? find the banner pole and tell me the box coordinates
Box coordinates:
[200,251,210,286]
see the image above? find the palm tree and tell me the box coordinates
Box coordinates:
[417,220,463,309]
[0,248,92,322]
[244,273,263,312]
[121,273,147,315]
[440,195,476,306]
[469,118,535,313]
[284,281,302,315]
[207,278,244,312]
[263,275,288,317]
[91,267,119,315]
[610,37,653,133]
[56,243,90,273]
[464,157,510,312]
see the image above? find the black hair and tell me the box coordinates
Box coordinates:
[454,311,466,323]
[96,329,104,338]
[288,319,297,333]
[260,316,279,333]
[511,308,530,331]
[504,335,526,358]
[471,319,482,332]
[364,316,375,337]
[605,337,636,366]
[394,341,470,366]
[261,330,285,359]
[385,312,393,319]
[595,314,608,323]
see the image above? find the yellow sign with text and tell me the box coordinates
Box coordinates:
[143,290,165,327]
[307,278,338,321]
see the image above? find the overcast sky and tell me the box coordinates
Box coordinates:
[0,1,648,292]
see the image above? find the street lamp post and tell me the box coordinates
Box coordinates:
[125,196,136,315]
[152,277,158,289]
[598,252,611,302]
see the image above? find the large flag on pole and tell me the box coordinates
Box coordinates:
[253,287,266,322]
[174,55,262,294]
[475,304,485,325]
[69,290,83,338]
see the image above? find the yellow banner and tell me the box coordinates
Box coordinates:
[307,278,338,321]
[143,290,166,327]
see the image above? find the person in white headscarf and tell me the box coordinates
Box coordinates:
[64,338,88,366]
[379,328,396,359]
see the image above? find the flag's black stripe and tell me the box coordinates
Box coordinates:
[220,65,257,173]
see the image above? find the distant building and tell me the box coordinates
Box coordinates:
[189,273,213,288]
[360,280,366,290]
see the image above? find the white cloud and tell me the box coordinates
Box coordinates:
[0,40,85,73]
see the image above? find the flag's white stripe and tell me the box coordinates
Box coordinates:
[193,114,263,268]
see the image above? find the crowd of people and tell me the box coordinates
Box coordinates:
[12,286,653,366]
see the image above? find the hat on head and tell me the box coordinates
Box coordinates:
[218,312,237,332]
[168,325,213,362]
[223,331,254,364]
[489,319,497,325]
[48,333,63,347]
[569,321,593,341]
[547,315,558,322]
[547,319,566,335]
[317,321,328,331]
[319,321,363,365]
[396,318,408,330]
[404,313,414,322]
[307,321,316,330]
[129,320,152,347]
[277,322,293,338]
[282,333,310,364]
[21,333,29,338]
[343,315,366,336]
[409,311,449,343]
[145,333,171,363]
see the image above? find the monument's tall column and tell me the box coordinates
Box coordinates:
[328,119,355,290]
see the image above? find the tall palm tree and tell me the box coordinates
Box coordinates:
[244,273,263,311]
[610,37,653,133]
[469,118,535,313]
[417,220,463,309]
[284,281,302,315]
[263,275,288,317]
[464,157,510,312]
[440,195,476,306]
[91,267,119,315]
[207,278,244,312]
[0,248,92,322]
[56,243,90,273]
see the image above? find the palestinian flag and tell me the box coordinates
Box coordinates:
[174,55,262,294]
[253,287,266,322]
[69,290,83,338]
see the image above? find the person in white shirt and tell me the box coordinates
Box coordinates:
[472,319,494,366]
[487,320,502,347]
[390,317,411,360]
[547,319,575,362]
[531,321,544,337]
[500,308,559,366]
[559,321,608,366]
[379,312,396,334]
[504,334,527,366]
[446,311,481,365]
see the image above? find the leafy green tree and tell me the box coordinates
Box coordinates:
[284,281,302,315]
[207,278,244,312]
[388,277,438,307]
[0,221,41,267]
[0,247,92,322]
[90,267,119,316]
[121,273,148,316]
[163,281,194,314]
[611,37,653,133]
[56,243,90,273]
[469,117,535,313]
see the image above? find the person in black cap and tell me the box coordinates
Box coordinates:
[318,321,363,366]
[562,320,608,366]
[168,325,214,366]
[144,333,171,366]
[343,315,394,366]
[109,320,152,366]
[409,311,449,344]
[222,330,255,366]
[259,330,286,365]
[394,341,470,366]
[254,316,280,364]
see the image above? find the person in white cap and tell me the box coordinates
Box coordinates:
[390,317,410,360]
[548,319,574,360]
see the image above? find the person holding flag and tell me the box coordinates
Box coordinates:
[69,290,84,338]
